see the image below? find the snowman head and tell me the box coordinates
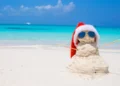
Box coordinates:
[73,23,100,46]
[77,30,96,44]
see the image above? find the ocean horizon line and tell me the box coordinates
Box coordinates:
[0,23,120,28]
[0,23,75,26]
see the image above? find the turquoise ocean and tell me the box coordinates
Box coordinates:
[0,24,120,49]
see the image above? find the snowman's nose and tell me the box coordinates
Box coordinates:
[85,34,90,40]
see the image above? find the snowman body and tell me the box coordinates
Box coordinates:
[68,43,109,75]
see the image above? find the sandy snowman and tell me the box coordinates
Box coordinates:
[67,22,109,78]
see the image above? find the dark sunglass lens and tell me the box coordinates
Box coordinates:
[88,31,95,38]
[78,32,85,38]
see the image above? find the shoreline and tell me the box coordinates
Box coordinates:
[0,44,120,53]
[0,40,119,50]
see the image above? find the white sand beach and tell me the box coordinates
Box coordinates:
[0,45,120,86]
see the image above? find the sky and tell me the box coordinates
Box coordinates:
[0,0,120,27]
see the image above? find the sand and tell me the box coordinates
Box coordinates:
[0,45,120,86]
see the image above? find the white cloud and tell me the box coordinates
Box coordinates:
[34,0,63,10]
[35,0,75,12]
[20,5,29,11]
[3,5,15,12]
[1,0,75,16]
[55,0,63,8]
[63,2,75,12]
[35,5,53,10]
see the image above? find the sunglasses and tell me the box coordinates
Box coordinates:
[78,31,95,38]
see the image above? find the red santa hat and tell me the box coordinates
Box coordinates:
[70,22,100,58]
